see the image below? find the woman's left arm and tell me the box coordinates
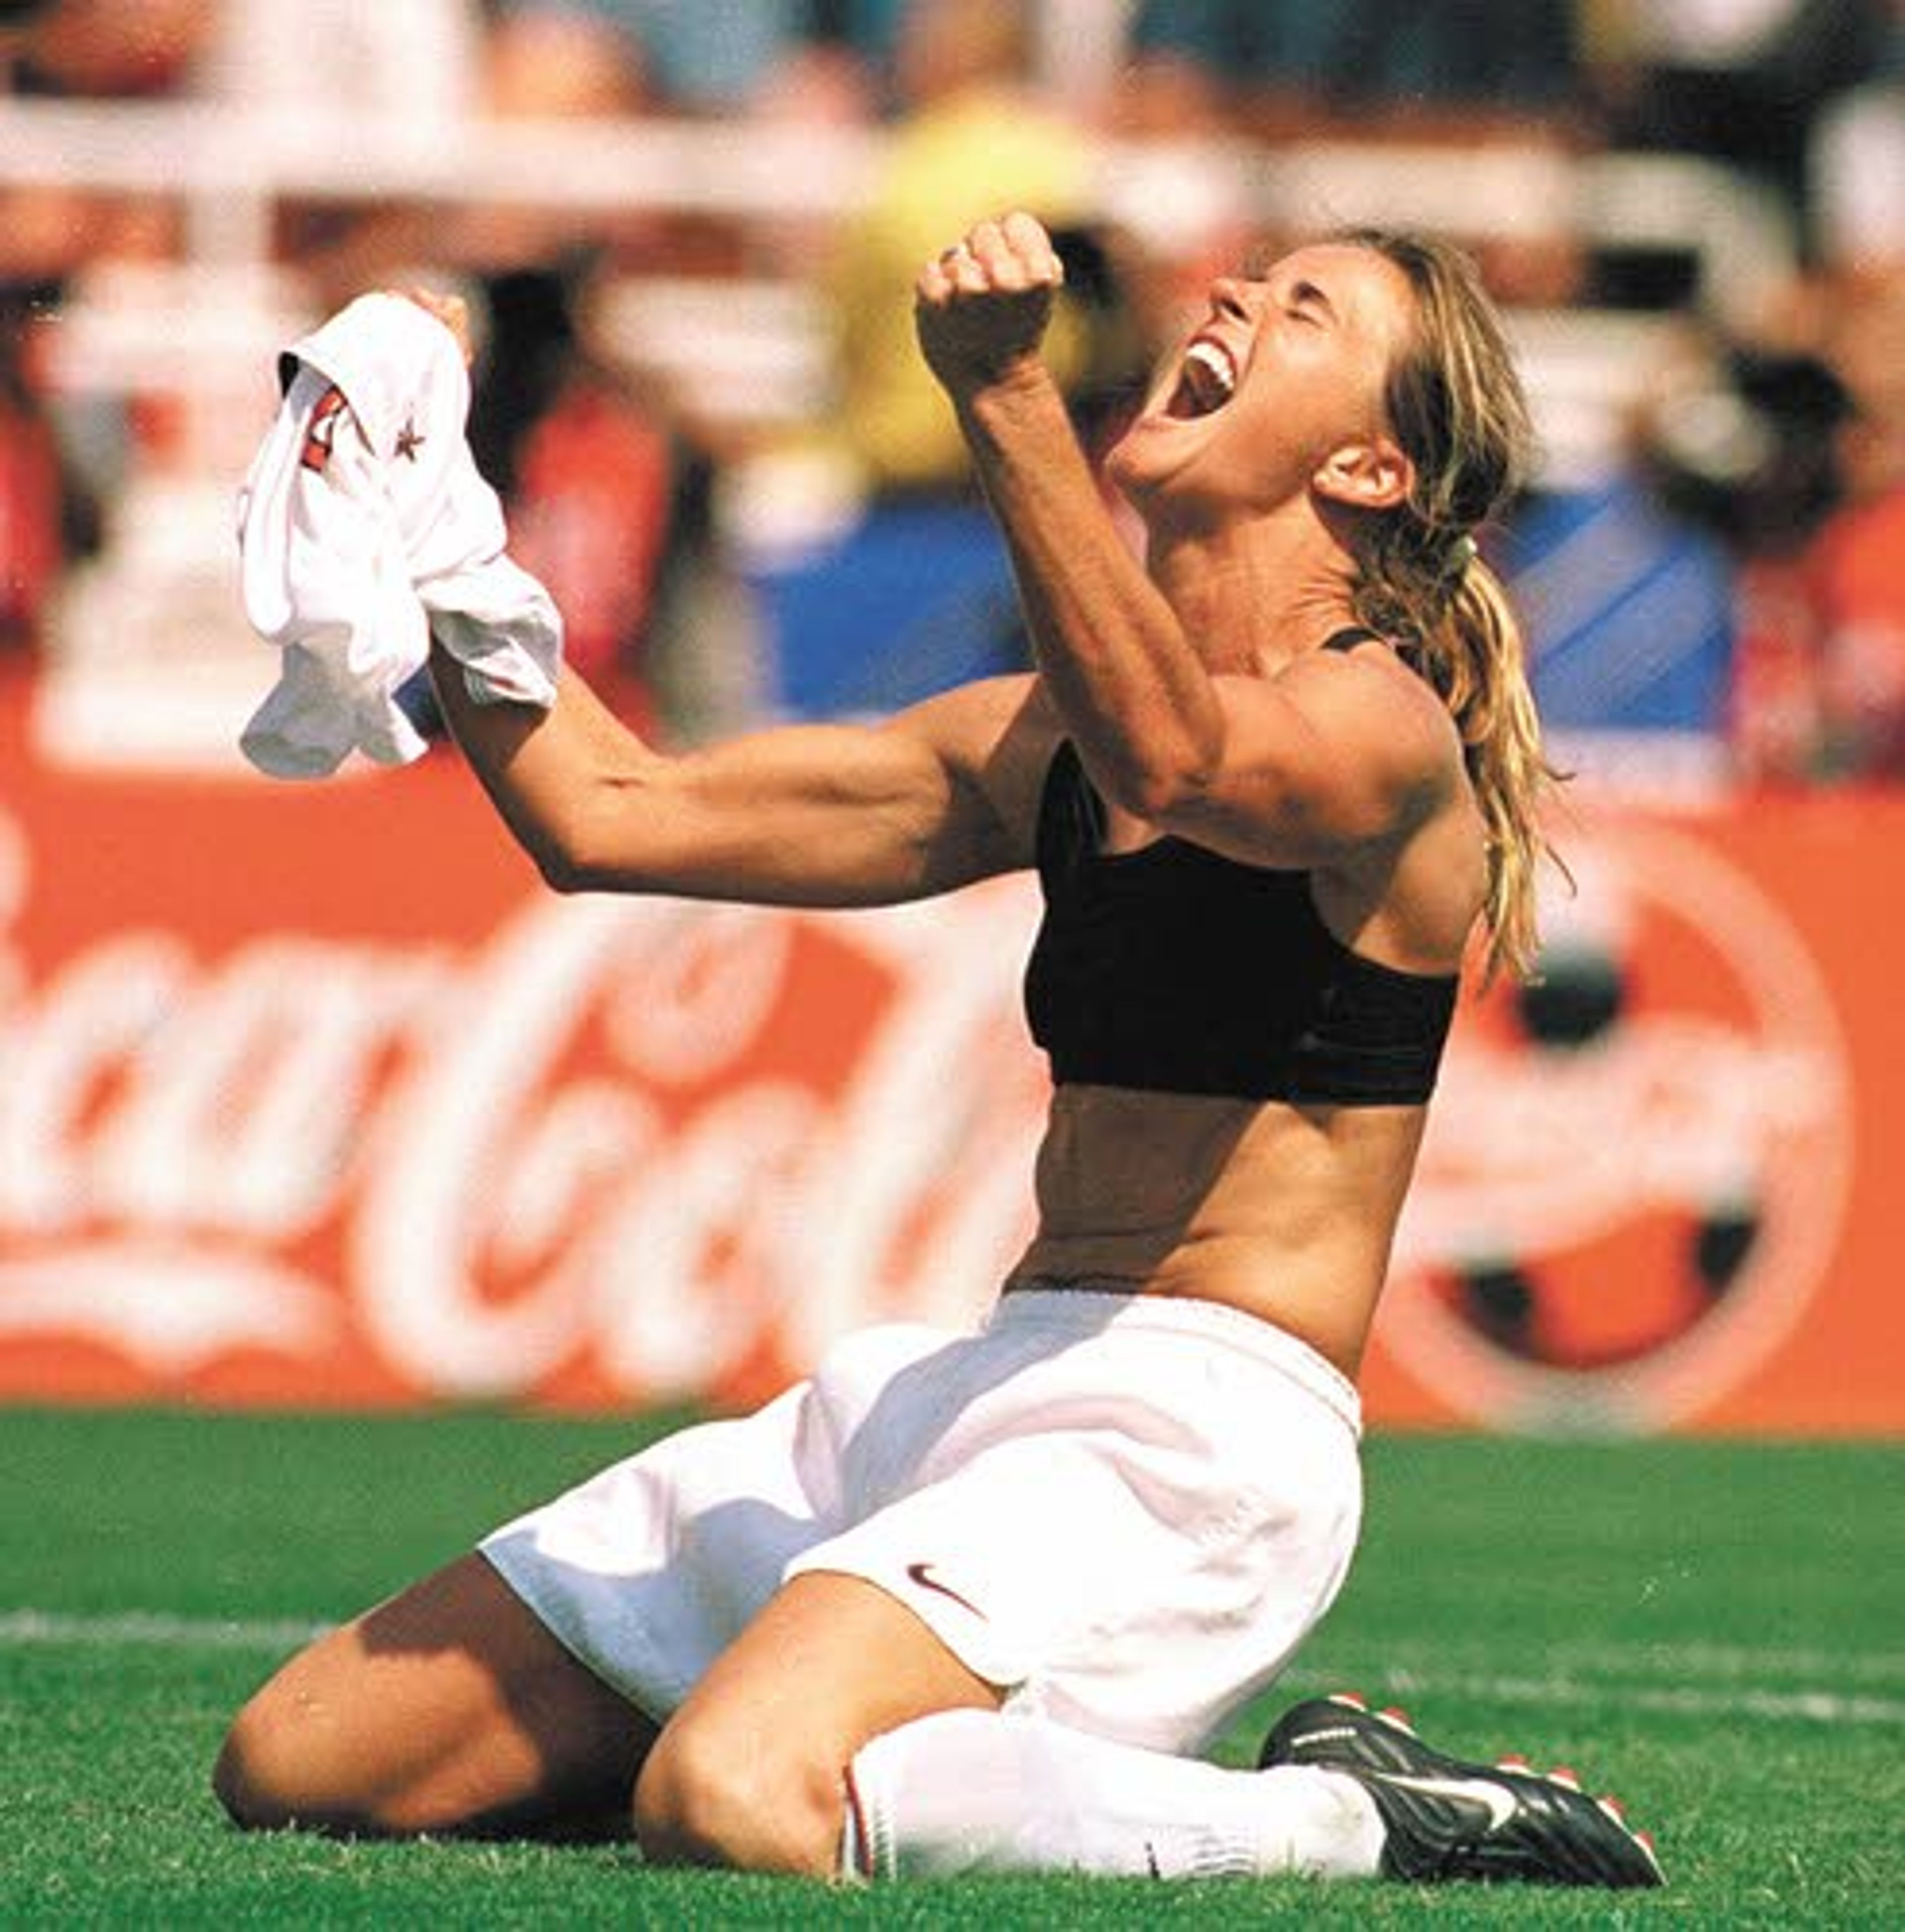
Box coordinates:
[918,216,1224,819]
[917,213,1452,870]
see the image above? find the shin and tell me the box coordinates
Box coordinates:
[844,1708,1384,1882]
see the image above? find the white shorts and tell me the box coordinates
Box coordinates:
[480,1288,1363,1755]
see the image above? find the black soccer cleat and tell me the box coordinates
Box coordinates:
[1259,1692,1664,1889]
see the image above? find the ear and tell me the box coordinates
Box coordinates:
[1313,436,1413,512]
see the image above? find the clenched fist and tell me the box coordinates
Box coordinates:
[915,211,1065,398]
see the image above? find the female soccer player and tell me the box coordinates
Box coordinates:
[213,213,1660,1889]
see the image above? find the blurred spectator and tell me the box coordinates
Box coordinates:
[203,0,480,119]
[471,4,674,291]
[735,1,1167,720]
[0,281,102,656]
[1116,0,1595,309]
[825,0,1093,499]
[6,0,209,96]
[1635,264,1905,782]
[485,0,831,118]
[578,0,810,114]
[0,0,205,623]
[0,0,217,280]
[465,256,747,741]
[1585,0,1892,232]
[1127,0,1589,142]
[479,2,774,276]
[0,1,487,306]
[1639,334,1851,557]
[485,0,654,119]
[744,34,881,273]
[752,30,878,127]
[1762,268,1905,777]
[1534,330,1832,759]
[201,0,487,309]
[1807,3,1905,272]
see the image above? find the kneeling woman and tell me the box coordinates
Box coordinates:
[213,214,1660,1890]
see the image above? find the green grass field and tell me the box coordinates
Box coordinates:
[1,1407,1899,1927]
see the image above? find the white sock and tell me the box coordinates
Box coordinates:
[842,1709,1386,1882]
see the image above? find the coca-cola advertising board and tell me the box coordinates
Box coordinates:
[2,679,1896,1433]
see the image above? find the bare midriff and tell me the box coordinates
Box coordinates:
[1004,1083,1429,1381]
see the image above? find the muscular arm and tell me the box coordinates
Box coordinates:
[918,217,1455,871]
[949,382,1450,867]
[946,356,1228,824]
[429,643,1051,906]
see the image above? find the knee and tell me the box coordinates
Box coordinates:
[633,1714,844,1875]
[211,1680,373,1836]
[212,1694,314,1833]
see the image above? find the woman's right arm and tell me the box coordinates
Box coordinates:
[428,642,1052,907]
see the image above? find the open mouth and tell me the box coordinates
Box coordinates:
[1164,338,1238,420]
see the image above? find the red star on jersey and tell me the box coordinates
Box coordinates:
[394,417,425,461]
[299,385,348,473]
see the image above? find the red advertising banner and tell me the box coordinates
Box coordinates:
[1,678,1896,1433]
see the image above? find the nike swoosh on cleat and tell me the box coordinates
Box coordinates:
[1369,1771,1521,1831]
[1289,1725,1363,1751]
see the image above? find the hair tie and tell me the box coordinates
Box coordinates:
[1448,533,1479,572]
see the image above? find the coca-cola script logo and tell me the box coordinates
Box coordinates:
[0,779,1858,1432]
[1388,819,1853,1433]
[0,789,1048,1406]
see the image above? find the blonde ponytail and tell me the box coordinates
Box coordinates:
[1340,228,1565,984]
[1410,558,1556,982]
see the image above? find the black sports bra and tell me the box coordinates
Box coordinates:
[1021,631,1460,1104]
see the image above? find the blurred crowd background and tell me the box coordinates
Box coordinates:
[4,0,1905,789]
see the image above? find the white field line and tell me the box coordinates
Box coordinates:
[1339,1636,1905,1687]
[0,1609,329,1651]
[4,1608,1903,1727]
[1281,1664,1905,1729]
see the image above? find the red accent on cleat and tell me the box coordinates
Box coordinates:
[1496,1753,1532,1770]
[1331,1690,1369,1711]
[1547,1767,1583,1790]
[1597,1796,1627,1821]
[1378,1705,1414,1729]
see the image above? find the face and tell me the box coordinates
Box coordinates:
[1106,242,1418,526]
